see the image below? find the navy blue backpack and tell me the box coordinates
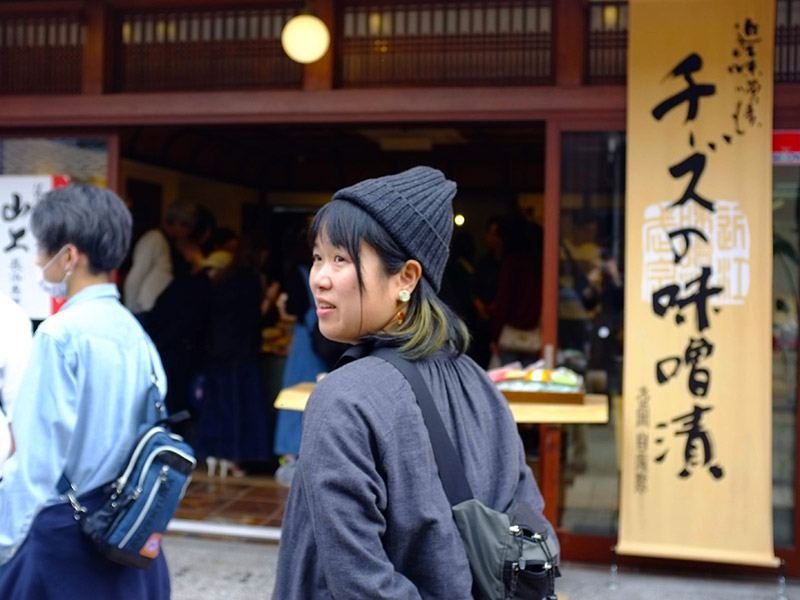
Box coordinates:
[58,360,196,569]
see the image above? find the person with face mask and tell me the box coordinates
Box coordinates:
[0,184,170,599]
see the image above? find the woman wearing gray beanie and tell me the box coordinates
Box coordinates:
[273,166,553,599]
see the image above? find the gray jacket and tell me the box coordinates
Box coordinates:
[273,350,547,599]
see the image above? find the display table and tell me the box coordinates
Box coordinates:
[274,384,608,524]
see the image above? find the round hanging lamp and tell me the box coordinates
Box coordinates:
[281,14,330,64]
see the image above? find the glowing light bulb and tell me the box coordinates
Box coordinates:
[454,214,465,227]
[281,14,330,64]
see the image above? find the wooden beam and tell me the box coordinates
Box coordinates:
[107,131,120,192]
[555,0,586,86]
[541,119,560,356]
[539,424,562,527]
[105,0,294,8]
[774,83,800,128]
[303,0,335,91]
[5,78,799,129]
[0,2,83,14]
[0,86,626,127]
[82,0,109,95]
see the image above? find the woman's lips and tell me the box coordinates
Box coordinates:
[316,300,335,317]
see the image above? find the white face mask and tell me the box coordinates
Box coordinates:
[38,246,73,299]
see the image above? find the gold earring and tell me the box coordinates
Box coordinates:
[398,289,411,302]
[397,311,406,325]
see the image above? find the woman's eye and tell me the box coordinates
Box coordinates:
[334,255,346,263]
[312,254,322,262]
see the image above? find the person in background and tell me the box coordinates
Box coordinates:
[273,166,553,598]
[143,209,216,443]
[558,210,622,360]
[189,205,216,257]
[475,216,503,312]
[440,231,489,366]
[273,224,348,487]
[490,216,544,365]
[197,234,278,477]
[123,201,197,316]
[558,211,623,471]
[473,216,504,367]
[0,290,33,473]
[208,227,239,255]
[0,183,170,599]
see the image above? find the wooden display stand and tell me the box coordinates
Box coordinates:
[499,388,584,405]
[274,384,609,525]
[276,383,607,425]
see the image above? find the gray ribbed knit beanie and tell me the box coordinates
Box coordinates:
[331,166,456,292]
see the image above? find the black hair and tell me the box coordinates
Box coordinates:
[189,204,215,240]
[30,183,132,273]
[310,200,470,359]
[210,227,238,250]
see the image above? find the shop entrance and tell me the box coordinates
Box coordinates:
[117,120,550,525]
[3,123,797,571]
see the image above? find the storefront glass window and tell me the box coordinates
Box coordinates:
[773,164,798,548]
[558,131,625,536]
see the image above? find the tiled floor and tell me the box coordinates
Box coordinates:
[176,471,289,527]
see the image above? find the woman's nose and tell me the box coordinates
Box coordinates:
[310,264,331,290]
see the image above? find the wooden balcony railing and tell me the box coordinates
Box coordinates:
[585,0,627,85]
[114,4,304,92]
[777,0,800,83]
[0,11,83,95]
[338,0,554,87]
[2,0,800,95]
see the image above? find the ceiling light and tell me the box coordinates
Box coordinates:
[281,14,330,64]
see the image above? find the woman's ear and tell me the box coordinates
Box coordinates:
[397,259,422,296]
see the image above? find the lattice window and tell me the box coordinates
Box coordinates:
[116,5,303,92]
[585,0,627,85]
[0,13,83,95]
[776,0,800,83]
[338,1,553,87]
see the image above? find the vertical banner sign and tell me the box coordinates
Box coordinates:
[620,0,778,566]
[0,175,70,320]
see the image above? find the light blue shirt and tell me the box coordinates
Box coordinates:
[0,283,166,564]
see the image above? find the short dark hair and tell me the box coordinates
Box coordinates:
[210,226,238,250]
[572,210,598,228]
[30,183,133,274]
[165,201,197,227]
[311,200,469,360]
[190,205,216,243]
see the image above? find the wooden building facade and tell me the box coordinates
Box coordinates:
[1,0,799,576]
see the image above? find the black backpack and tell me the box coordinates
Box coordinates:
[337,345,560,599]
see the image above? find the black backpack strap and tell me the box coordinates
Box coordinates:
[59,336,167,503]
[144,339,168,424]
[370,346,473,506]
[334,343,374,369]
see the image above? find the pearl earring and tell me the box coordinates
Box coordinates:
[398,289,411,302]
